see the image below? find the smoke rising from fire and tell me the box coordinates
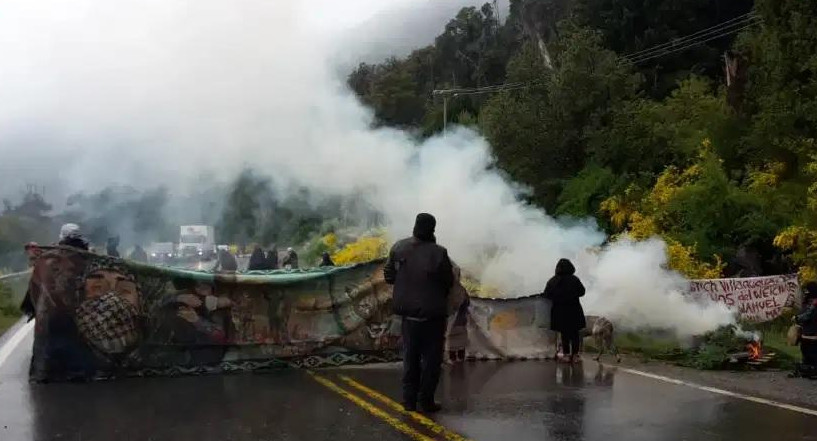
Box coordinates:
[0,0,733,334]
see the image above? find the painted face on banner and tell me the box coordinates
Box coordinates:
[75,259,143,355]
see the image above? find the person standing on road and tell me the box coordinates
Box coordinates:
[543,258,586,364]
[384,212,454,413]
[282,247,299,269]
[21,224,90,320]
[446,263,470,364]
[795,282,817,375]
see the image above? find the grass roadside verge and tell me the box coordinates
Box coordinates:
[0,280,21,336]
[588,317,801,371]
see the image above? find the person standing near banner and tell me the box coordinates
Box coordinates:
[446,262,469,364]
[384,212,454,413]
[795,282,817,376]
[543,258,586,364]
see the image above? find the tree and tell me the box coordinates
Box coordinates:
[481,25,639,210]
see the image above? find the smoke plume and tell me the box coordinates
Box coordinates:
[0,0,733,334]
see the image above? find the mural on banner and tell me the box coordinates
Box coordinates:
[26,246,558,382]
[27,246,400,382]
[466,295,556,359]
[687,274,800,322]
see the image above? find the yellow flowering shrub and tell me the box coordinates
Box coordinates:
[600,139,725,278]
[322,233,338,250]
[461,276,502,298]
[331,235,388,265]
[666,239,724,279]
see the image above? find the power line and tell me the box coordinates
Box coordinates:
[625,21,761,65]
[624,12,758,60]
[431,12,761,97]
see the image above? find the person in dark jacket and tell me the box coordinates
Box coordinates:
[543,258,586,364]
[281,247,299,269]
[796,282,817,370]
[106,236,120,258]
[266,247,279,270]
[320,251,335,267]
[128,245,148,263]
[384,212,454,413]
[213,249,238,272]
[247,246,269,271]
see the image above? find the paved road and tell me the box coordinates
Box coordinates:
[1,321,816,441]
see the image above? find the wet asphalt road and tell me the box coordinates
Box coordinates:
[2,321,817,441]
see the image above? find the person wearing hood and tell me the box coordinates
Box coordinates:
[248,246,269,271]
[213,248,238,272]
[106,236,120,258]
[795,282,817,375]
[320,251,335,267]
[266,246,279,270]
[384,212,454,413]
[543,258,586,364]
[128,245,148,263]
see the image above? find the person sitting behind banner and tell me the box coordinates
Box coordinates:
[212,248,238,273]
[446,262,469,364]
[319,251,335,267]
[794,282,817,378]
[281,247,299,270]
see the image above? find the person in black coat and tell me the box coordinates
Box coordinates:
[384,212,453,413]
[543,258,586,364]
[795,282,817,373]
[213,249,238,272]
[247,246,269,271]
[320,251,335,267]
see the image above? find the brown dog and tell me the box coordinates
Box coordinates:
[554,315,621,363]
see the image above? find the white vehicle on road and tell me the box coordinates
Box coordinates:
[179,225,216,260]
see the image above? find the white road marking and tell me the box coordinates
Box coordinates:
[0,320,34,369]
[616,365,817,417]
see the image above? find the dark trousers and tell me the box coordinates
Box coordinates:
[561,330,581,356]
[802,339,817,365]
[401,317,446,405]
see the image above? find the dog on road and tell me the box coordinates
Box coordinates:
[554,315,621,363]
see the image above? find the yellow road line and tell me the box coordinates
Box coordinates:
[338,375,473,441]
[307,371,436,441]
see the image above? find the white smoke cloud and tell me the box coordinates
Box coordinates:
[0,0,733,334]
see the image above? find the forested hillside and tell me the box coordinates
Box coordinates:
[348,0,817,280]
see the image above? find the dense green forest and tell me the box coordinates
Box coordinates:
[348,0,817,280]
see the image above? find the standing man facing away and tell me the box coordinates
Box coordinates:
[384,213,454,413]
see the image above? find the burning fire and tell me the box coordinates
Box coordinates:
[746,340,762,361]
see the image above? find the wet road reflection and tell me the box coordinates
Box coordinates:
[2,327,817,441]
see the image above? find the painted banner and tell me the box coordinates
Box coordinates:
[687,274,800,322]
[26,246,556,382]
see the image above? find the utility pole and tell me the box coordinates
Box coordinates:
[431,89,453,135]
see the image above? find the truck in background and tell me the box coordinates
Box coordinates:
[179,225,216,260]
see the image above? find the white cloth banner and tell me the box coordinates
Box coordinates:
[687,274,800,322]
